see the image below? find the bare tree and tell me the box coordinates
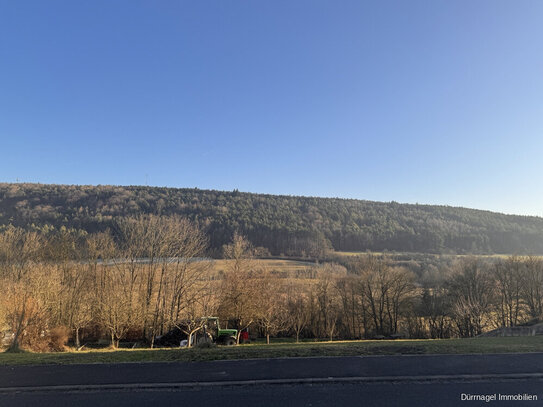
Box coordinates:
[158,217,209,346]
[115,214,208,347]
[2,264,60,352]
[285,282,310,343]
[172,269,216,348]
[115,214,163,343]
[256,272,287,344]
[0,226,43,280]
[97,265,141,348]
[315,273,340,341]
[218,233,260,343]
[520,257,543,321]
[447,259,493,337]
[353,255,414,337]
[492,257,525,328]
[335,275,361,339]
[418,286,453,339]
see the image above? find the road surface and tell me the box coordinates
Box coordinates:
[1,353,543,406]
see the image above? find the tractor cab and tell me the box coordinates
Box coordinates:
[200,317,237,346]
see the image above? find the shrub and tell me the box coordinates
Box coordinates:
[20,326,69,352]
[48,326,69,352]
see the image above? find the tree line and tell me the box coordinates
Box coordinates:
[3,183,543,256]
[2,216,543,352]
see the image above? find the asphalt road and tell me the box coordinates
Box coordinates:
[1,353,543,406]
[2,380,543,407]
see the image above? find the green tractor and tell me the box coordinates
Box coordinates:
[196,317,237,346]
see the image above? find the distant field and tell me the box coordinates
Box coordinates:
[211,259,317,275]
[2,337,543,366]
[334,251,387,257]
[332,251,538,259]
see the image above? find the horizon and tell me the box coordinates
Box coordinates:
[2,1,542,217]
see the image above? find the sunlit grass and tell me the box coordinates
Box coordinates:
[2,337,543,366]
[211,259,315,273]
[333,251,543,259]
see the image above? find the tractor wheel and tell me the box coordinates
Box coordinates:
[224,337,236,346]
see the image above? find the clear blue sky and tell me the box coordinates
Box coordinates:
[1,1,542,216]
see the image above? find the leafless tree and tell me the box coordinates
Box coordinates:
[97,265,141,348]
[520,256,543,321]
[491,257,525,328]
[314,265,347,341]
[285,282,310,343]
[115,214,208,347]
[255,272,287,344]
[447,259,493,337]
[418,285,453,339]
[2,264,60,351]
[218,233,261,343]
[0,226,43,280]
[171,270,216,348]
[353,255,415,337]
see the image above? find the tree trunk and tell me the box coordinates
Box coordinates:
[8,304,26,352]
[75,327,80,349]
[7,333,21,352]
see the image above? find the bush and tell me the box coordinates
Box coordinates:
[20,326,69,352]
[48,326,69,352]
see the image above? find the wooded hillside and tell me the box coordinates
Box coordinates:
[1,183,542,255]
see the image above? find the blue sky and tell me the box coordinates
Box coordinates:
[1,1,542,216]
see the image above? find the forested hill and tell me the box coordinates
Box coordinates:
[1,183,543,256]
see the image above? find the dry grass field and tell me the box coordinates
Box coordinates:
[209,258,320,279]
[211,258,316,271]
[333,251,543,259]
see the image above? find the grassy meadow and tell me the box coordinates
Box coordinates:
[2,337,543,366]
[334,251,511,259]
[211,258,316,275]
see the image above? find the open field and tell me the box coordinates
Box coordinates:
[210,258,319,279]
[334,251,389,257]
[333,251,543,259]
[2,337,543,366]
[334,251,507,259]
[211,258,316,273]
